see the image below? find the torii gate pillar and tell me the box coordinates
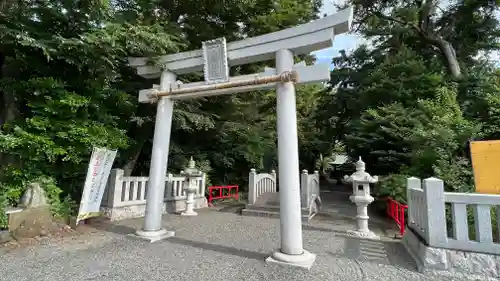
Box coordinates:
[135,70,177,241]
[265,49,316,268]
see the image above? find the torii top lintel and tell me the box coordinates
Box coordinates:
[128,7,353,78]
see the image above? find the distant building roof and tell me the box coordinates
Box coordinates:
[328,154,348,165]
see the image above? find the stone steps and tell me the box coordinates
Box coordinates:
[241,209,311,222]
[241,204,311,221]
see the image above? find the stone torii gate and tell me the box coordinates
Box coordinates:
[128,8,352,270]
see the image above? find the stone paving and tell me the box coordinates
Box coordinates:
[0,207,487,281]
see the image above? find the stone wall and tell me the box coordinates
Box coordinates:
[403,228,500,279]
[101,197,207,221]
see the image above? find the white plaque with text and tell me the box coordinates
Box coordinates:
[202,37,229,84]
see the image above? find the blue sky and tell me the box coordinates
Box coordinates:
[314,0,500,66]
[312,0,364,66]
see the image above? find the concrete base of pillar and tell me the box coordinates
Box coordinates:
[265,249,317,270]
[347,229,380,240]
[132,228,175,243]
[181,211,198,216]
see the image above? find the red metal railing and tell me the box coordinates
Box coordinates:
[208,185,239,206]
[387,198,408,237]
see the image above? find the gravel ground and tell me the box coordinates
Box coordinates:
[0,209,490,281]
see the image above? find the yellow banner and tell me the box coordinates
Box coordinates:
[470,140,500,194]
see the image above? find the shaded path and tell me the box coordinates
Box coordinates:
[314,186,398,236]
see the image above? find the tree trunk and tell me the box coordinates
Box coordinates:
[0,90,18,173]
[434,37,462,79]
[0,91,17,127]
[122,144,143,176]
[415,0,462,78]
[0,51,20,175]
[373,7,463,80]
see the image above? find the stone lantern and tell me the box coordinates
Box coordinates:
[180,157,202,216]
[343,157,379,239]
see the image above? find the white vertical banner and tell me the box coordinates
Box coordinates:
[76,147,117,224]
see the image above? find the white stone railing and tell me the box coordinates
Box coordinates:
[406,177,500,255]
[247,168,320,209]
[100,168,207,220]
[301,170,320,208]
[248,169,277,205]
[407,177,429,241]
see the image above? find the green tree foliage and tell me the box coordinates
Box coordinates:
[0,1,186,225]
[316,0,500,202]
[0,0,325,225]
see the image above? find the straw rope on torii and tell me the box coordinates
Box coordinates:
[147,70,299,102]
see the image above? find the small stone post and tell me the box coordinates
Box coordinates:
[343,157,379,240]
[248,169,257,205]
[270,169,277,180]
[104,169,124,208]
[422,177,447,246]
[300,170,309,208]
[181,157,202,216]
